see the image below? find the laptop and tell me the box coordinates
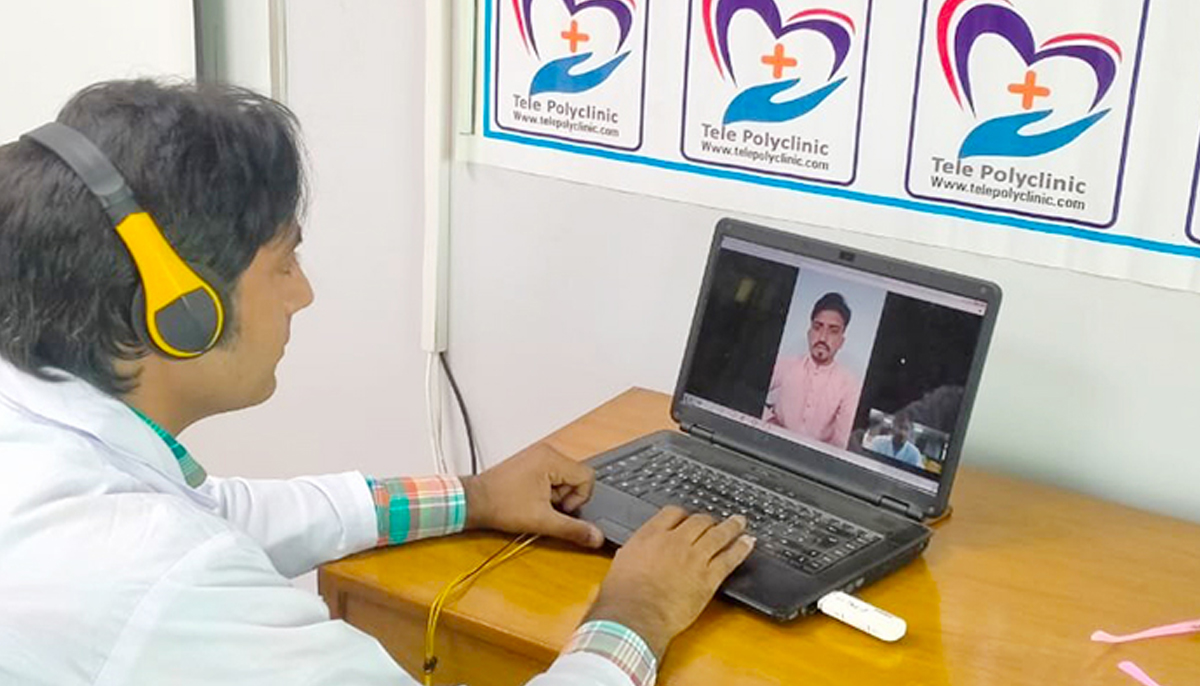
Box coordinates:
[578,217,1001,621]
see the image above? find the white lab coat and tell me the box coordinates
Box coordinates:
[0,359,636,686]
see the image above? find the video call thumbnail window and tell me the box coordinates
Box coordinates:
[850,293,983,478]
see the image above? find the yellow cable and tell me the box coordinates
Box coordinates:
[423,535,538,685]
[426,535,536,656]
[423,534,540,686]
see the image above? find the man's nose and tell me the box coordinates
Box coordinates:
[292,268,315,312]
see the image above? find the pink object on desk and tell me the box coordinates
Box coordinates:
[1118,661,1163,686]
[1091,618,1200,644]
[1091,617,1200,686]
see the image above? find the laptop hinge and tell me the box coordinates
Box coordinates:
[879,495,916,519]
[686,424,716,443]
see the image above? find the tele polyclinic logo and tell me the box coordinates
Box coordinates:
[701,0,859,125]
[907,0,1147,227]
[681,0,871,185]
[510,0,638,96]
[938,0,1124,160]
[494,0,650,149]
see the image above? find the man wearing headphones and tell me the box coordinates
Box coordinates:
[0,81,754,685]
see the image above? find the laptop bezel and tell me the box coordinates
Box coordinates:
[670,218,1002,520]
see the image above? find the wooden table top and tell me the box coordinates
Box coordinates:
[321,388,1200,685]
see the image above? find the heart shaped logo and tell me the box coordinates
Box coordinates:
[701,0,857,124]
[513,0,637,95]
[936,0,1123,158]
[516,0,634,57]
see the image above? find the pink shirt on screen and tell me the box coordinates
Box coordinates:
[764,354,861,450]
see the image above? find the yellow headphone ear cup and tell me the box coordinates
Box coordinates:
[117,213,225,358]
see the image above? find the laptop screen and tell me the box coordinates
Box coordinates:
[679,235,989,496]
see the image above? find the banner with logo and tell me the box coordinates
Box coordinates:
[680,0,870,186]
[469,0,1200,291]
[492,0,650,149]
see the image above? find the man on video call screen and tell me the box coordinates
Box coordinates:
[763,292,861,450]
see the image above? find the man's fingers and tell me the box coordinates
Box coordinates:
[560,489,589,513]
[549,452,595,503]
[552,484,572,505]
[639,505,689,535]
[544,511,604,548]
[708,534,756,581]
[674,513,718,544]
[696,515,748,559]
[547,448,593,486]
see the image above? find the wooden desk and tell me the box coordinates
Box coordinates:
[320,389,1200,685]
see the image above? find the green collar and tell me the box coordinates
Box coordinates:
[128,407,208,488]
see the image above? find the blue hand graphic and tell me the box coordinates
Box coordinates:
[959,109,1110,159]
[529,52,630,97]
[723,78,847,126]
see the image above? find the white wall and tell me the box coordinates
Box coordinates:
[448,164,1200,524]
[0,1,195,141]
[187,0,435,482]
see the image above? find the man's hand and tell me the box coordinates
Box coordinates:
[586,506,755,658]
[462,443,604,549]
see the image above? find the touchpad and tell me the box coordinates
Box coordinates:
[596,518,635,545]
[579,483,661,546]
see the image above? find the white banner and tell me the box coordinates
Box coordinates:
[492,0,650,149]
[469,0,1200,291]
[680,0,870,186]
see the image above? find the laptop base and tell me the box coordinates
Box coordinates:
[578,430,931,621]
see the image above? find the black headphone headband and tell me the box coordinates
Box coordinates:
[22,123,141,225]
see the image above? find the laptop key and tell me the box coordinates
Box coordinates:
[762,541,785,556]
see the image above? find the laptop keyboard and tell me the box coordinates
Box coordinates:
[595,447,883,575]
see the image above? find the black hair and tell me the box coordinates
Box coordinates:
[811,292,851,328]
[0,79,306,396]
[891,412,913,451]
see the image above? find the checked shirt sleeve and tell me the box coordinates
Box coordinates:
[364,476,467,546]
[558,620,658,686]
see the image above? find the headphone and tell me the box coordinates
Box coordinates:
[21,122,226,359]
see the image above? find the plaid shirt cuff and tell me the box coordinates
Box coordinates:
[562,621,658,686]
[365,476,467,546]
